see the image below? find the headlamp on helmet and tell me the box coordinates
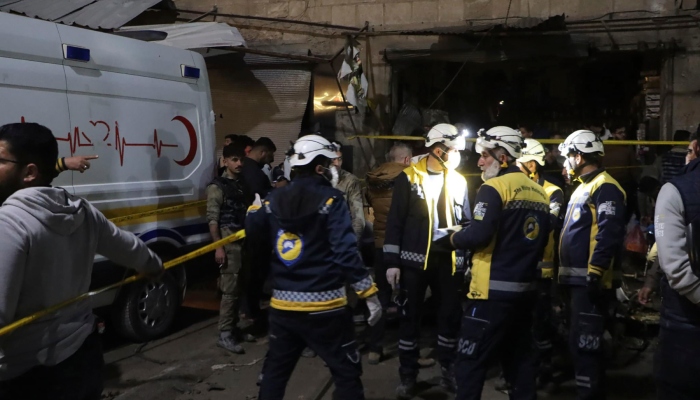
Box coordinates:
[425,123,466,151]
[559,130,605,157]
[475,126,524,159]
[286,134,339,167]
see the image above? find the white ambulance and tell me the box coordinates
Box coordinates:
[0,12,216,341]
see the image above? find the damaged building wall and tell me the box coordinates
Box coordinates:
[172,0,700,170]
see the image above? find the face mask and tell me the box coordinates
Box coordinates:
[322,165,339,188]
[444,151,461,170]
[564,156,577,181]
[481,158,502,182]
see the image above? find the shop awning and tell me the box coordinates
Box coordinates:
[118,22,246,49]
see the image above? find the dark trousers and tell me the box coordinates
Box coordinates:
[533,279,554,364]
[367,248,392,353]
[655,327,700,400]
[564,286,607,400]
[0,331,104,400]
[398,252,462,378]
[455,297,538,400]
[259,307,364,400]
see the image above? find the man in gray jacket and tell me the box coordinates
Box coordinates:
[0,123,163,400]
[654,150,700,400]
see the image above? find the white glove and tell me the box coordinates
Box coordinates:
[386,267,400,290]
[253,193,262,207]
[366,295,382,327]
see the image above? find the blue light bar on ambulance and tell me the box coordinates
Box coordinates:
[62,45,90,62]
[181,65,200,79]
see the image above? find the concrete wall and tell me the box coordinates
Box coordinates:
[175,0,690,31]
[172,0,700,169]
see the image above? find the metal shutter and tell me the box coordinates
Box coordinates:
[208,53,312,166]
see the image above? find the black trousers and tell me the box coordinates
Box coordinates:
[455,296,538,400]
[367,248,392,354]
[655,326,700,400]
[0,331,104,400]
[564,286,608,400]
[259,307,364,400]
[398,252,463,378]
[533,279,554,364]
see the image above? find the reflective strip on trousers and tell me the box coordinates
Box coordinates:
[383,244,400,254]
[559,267,588,277]
[489,280,536,292]
[576,375,592,388]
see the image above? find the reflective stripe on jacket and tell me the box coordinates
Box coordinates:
[383,156,469,273]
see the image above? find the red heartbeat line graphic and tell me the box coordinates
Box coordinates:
[56,126,94,154]
[113,122,178,166]
[19,116,195,167]
[54,122,179,166]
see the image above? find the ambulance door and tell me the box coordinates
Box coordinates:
[56,24,205,215]
[0,14,73,190]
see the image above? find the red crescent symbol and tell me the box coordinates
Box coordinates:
[172,116,197,166]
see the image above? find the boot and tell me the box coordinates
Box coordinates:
[440,365,456,393]
[396,375,417,400]
[368,351,382,365]
[417,357,436,368]
[301,347,317,358]
[217,331,244,354]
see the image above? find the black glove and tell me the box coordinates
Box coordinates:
[586,272,603,303]
[432,226,462,252]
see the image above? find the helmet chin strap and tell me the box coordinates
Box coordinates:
[487,149,508,168]
[521,163,537,181]
[429,149,448,170]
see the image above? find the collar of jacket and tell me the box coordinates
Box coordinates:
[291,174,333,188]
[405,156,463,272]
[684,157,700,174]
[221,170,239,180]
[367,162,407,183]
[245,156,264,169]
[577,167,605,184]
[498,165,522,178]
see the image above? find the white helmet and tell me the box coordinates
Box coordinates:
[559,130,605,156]
[425,123,466,151]
[517,138,546,166]
[287,134,339,167]
[475,126,524,159]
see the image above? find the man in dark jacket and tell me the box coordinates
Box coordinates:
[654,153,700,400]
[246,134,381,400]
[384,124,470,398]
[241,137,276,199]
[365,142,412,364]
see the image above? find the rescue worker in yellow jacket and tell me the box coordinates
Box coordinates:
[517,138,564,383]
[558,130,626,400]
[448,126,551,400]
[384,124,471,398]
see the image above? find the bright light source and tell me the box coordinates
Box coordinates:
[499,100,505,105]
[461,129,470,137]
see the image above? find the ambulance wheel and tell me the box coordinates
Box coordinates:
[112,272,180,342]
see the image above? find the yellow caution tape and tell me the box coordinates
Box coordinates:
[108,200,207,224]
[0,229,246,337]
[348,135,688,146]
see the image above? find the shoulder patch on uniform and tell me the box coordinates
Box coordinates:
[598,201,617,216]
[473,202,488,221]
